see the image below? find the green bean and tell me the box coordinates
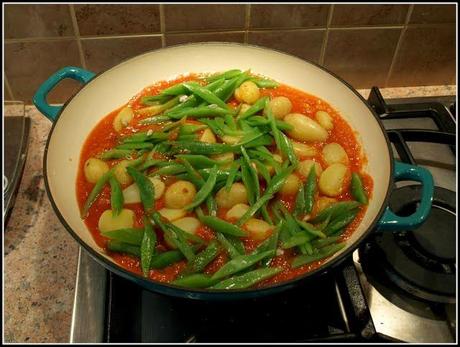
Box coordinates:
[271,203,284,225]
[211,267,282,290]
[153,163,186,176]
[107,240,141,257]
[179,124,208,135]
[299,242,314,255]
[126,167,155,211]
[211,250,275,280]
[99,149,134,160]
[216,233,243,259]
[121,132,150,143]
[253,223,280,254]
[224,113,237,131]
[185,166,218,210]
[237,165,296,226]
[253,158,271,184]
[297,220,326,239]
[282,232,312,249]
[266,106,281,150]
[183,82,230,110]
[141,94,172,105]
[293,185,306,218]
[292,242,346,268]
[225,162,240,192]
[102,227,144,245]
[245,116,293,132]
[275,120,294,131]
[304,166,317,214]
[279,132,298,166]
[167,105,233,120]
[238,96,269,120]
[172,273,219,288]
[324,209,358,236]
[140,217,156,277]
[206,195,218,216]
[351,172,369,204]
[251,78,280,89]
[205,78,227,92]
[137,95,180,116]
[160,83,192,96]
[81,169,113,218]
[166,223,204,245]
[168,141,236,155]
[176,154,227,169]
[151,211,195,261]
[182,240,220,275]
[247,149,282,173]
[108,174,123,216]
[137,159,163,171]
[309,201,361,224]
[311,236,341,249]
[207,69,242,82]
[116,142,154,150]
[278,203,301,237]
[150,247,201,269]
[198,214,246,237]
[198,168,240,183]
[139,115,171,125]
[240,147,259,205]
[214,74,247,102]
[179,157,205,188]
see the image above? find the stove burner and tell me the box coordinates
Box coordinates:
[360,185,456,305]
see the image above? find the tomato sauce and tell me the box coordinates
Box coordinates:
[76,74,373,287]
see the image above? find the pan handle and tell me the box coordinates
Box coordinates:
[377,161,434,231]
[33,66,95,122]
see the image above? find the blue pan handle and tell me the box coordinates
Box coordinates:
[377,161,434,231]
[33,66,95,122]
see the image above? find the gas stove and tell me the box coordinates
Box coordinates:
[70,87,456,343]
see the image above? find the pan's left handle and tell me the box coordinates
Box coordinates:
[33,66,96,122]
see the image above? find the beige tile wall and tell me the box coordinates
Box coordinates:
[4,3,457,103]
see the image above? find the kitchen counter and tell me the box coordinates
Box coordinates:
[4,85,456,343]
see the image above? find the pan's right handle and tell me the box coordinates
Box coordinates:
[33,66,95,122]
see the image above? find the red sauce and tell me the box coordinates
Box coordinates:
[76,74,373,286]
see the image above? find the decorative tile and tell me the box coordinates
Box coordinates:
[82,36,162,73]
[323,28,401,88]
[331,5,409,27]
[75,4,160,36]
[387,25,456,87]
[165,31,245,46]
[248,30,325,63]
[164,4,246,32]
[250,5,329,29]
[5,4,73,39]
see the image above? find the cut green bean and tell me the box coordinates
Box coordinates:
[198,214,246,237]
[185,165,218,210]
[183,82,230,110]
[182,240,220,275]
[140,217,156,277]
[251,78,280,89]
[297,220,326,239]
[108,174,123,216]
[139,115,171,125]
[116,142,154,150]
[81,169,113,218]
[351,172,369,204]
[126,167,155,211]
[107,240,141,257]
[211,250,275,280]
[172,273,219,288]
[225,161,240,192]
[310,201,362,224]
[211,267,282,290]
[279,132,298,166]
[304,166,317,214]
[207,69,242,82]
[292,242,346,268]
[102,227,144,245]
[167,105,233,120]
[238,96,269,120]
[324,209,358,235]
[294,185,306,218]
[311,236,341,249]
[100,149,134,160]
[216,233,242,259]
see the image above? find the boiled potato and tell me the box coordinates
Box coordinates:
[215,183,248,208]
[221,135,242,145]
[164,217,202,249]
[158,208,187,221]
[113,160,133,185]
[199,128,216,143]
[234,81,260,104]
[164,180,197,209]
[244,219,274,241]
[297,160,323,177]
[292,141,318,158]
[280,174,301,195]
[284,113,329,142]
[265,96,292,119]
[319,163,350,197]
[113,107,134,132]
[322,143,349,166]
[98,209,134,233]
[122,177,165,204]
[84,158,109,183]
[315,110,334,130]
[226,203,250,220]
[315,196,337,213]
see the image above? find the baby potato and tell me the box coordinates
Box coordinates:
[98,209,134,233]
[113,107,134,132]
[84,158,109,184]
[226,203,250,220]
[284,113,329,142]
[319,163,350,197]
[221,135,242,145]
[199,128,217,144]
[292,141,318,158]
[315,110,334,131]
[164,217,202,249]
[315,196,337,214]
[215,183,248,208]
[234,81,260,104]
[265,96,292,119]
[122,177,165,204]
[322,143,349,166]
[244,218,274,241]
[158,208,187,221]
[297,160,323,178]
[280,174,301,195]
[113,160,133,185]
[164,180,197,209]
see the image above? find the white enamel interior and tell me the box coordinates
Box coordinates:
[46,43,391,272]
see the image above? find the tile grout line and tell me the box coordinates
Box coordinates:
[319,4,334,65]
[159,4,166,47]
[244,4,251,44]
[69,4,87,69]
[384,4,414,87]
[4,75,15,100]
